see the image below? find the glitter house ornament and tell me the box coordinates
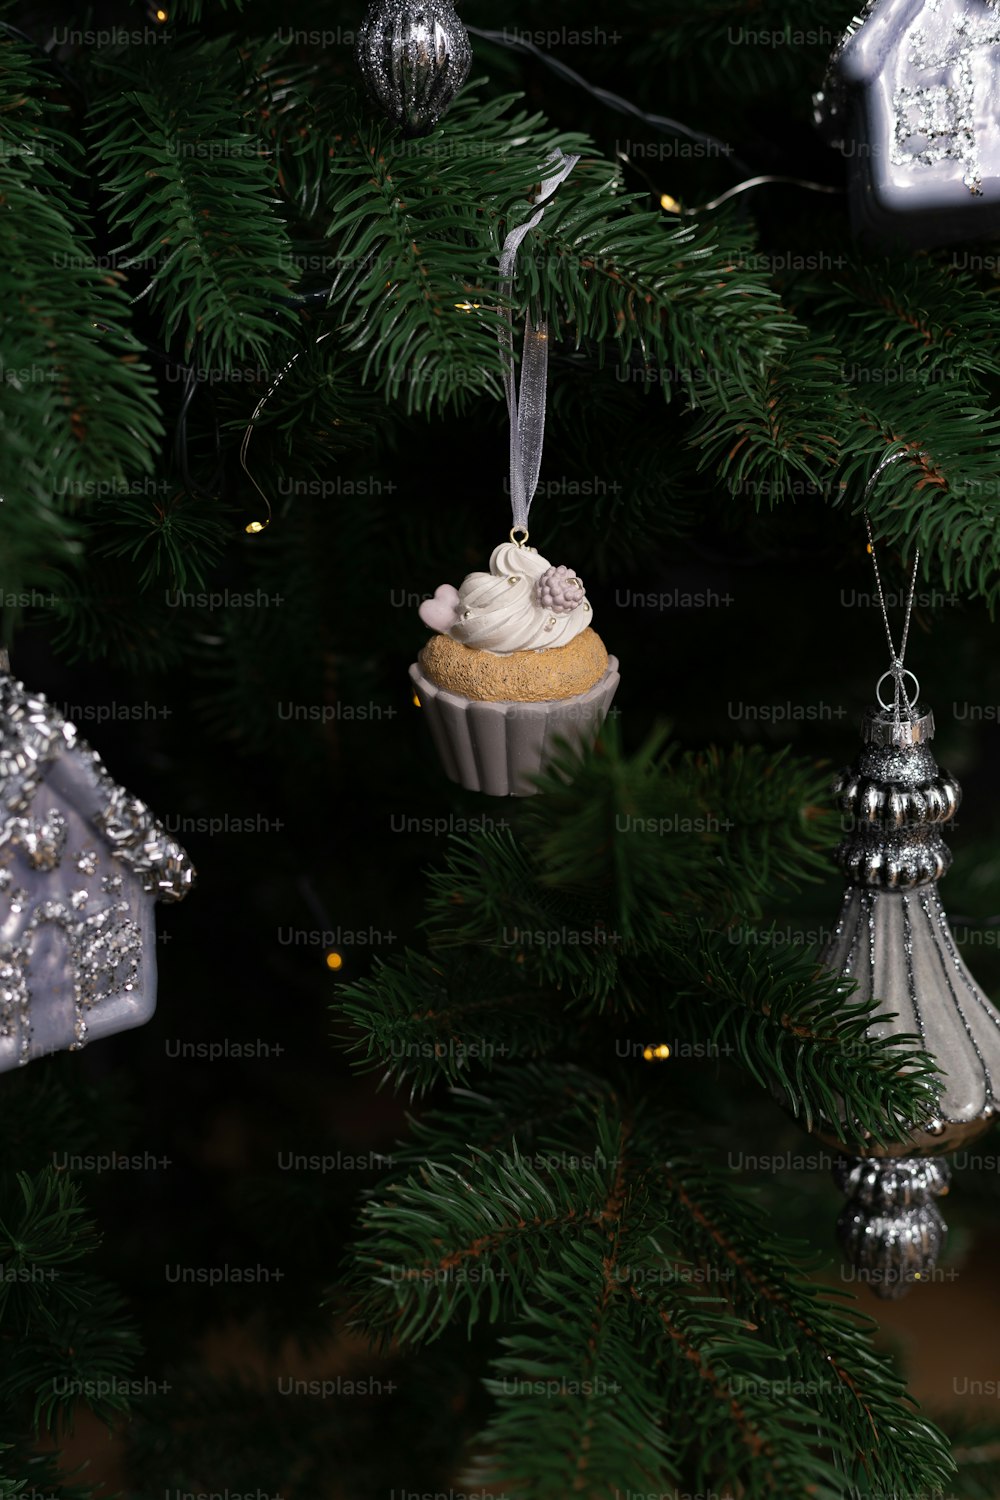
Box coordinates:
[0,671,194,1070]
[814,0,1000,246]
[355,0,472,136]
[818,697,1000,1296]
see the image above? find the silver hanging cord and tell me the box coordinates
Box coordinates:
[862,450,921,724]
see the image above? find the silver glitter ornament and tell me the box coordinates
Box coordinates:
[814,0,1000,246]
[355,0,472,136]
[834,1156,951,1297]
[0,671,194,1070]
[819,701,1000,1296]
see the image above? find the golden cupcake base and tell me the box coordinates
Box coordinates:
[419,627,608,702]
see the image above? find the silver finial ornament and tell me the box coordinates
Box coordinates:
[820,700,1000,1295]
[355,0,472,136]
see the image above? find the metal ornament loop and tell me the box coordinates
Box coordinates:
[876,667,920,713]
[510,526,529,547]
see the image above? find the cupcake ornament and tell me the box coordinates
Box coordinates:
[410,531,620,795]
[408,151,621,794]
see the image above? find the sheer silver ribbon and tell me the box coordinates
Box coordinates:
[498,149,580,533]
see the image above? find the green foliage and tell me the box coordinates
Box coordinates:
[322,87,589,411]
[517,722,834,931]
[320,84,795,414]
[935,1407,1000,1499]
[688,332,849,503]
[800,254,1000,389]
[342,729,943,1141]
[0,1170,141,1433]
[92,488,229,590]
[349,1068,955,1499]
[837,410,1000,613]
[651,924,943,1145]
[3,6,999,1495]
[88,35,298,366]
[0,31,162,629]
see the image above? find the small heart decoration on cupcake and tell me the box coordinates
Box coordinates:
[419,583,461,633]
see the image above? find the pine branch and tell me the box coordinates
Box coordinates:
[652,924,945,1146]
[0,32,163,609]
[320,83,796,414]
[934,1408,1000,1500]
[475,1247,684,1497]
[0,1170,142,1433]
[515,722,836,935]
[322,86,588,412]
[836,406,1000,614]
[343,722,939,1139]
[88,36,298,366]
[649,1140,956,1497]
[798,253,1000,390]
[338,948,567,1098]
[524,179,797,396]
[687,331,850,504]
[40,557,188,669]
[93,488,229,591]
[348,1069,955,1499]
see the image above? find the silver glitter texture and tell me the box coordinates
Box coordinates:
[0,809,68,871]
[890,9,1000,195]
[833,703,959,887]
[0,672,195,1069]
[836,826,951,887]
[833,1156,950,1299]
[813,0,1000,247]
[356,0,472,136]
[835,764,960,827]
[813,0,881,141]
[93,784,193,903]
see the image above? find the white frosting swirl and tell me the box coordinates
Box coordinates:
[448,542,590,653]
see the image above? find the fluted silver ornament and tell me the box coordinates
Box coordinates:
[820,700,1000,1296]
[355,0,472,136]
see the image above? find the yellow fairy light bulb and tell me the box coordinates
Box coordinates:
[154,6,168,19]
[454,301,481,311]
[326,951,344,971]
[660,193,681,214]
[412,692,421,708]
[245,518,269,535]
[642,1043,671,1061]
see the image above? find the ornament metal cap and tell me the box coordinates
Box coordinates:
[861,702,934,747]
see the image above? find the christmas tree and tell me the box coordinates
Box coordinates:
[4,0,1000,1496]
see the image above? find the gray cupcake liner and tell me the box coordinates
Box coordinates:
[409,657,620,796]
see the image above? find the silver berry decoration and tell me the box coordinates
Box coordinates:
[355,0,472,137]
[536,565,586,615]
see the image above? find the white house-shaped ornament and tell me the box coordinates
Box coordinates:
[0,671,194,1071]
[815,0,1000,245]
